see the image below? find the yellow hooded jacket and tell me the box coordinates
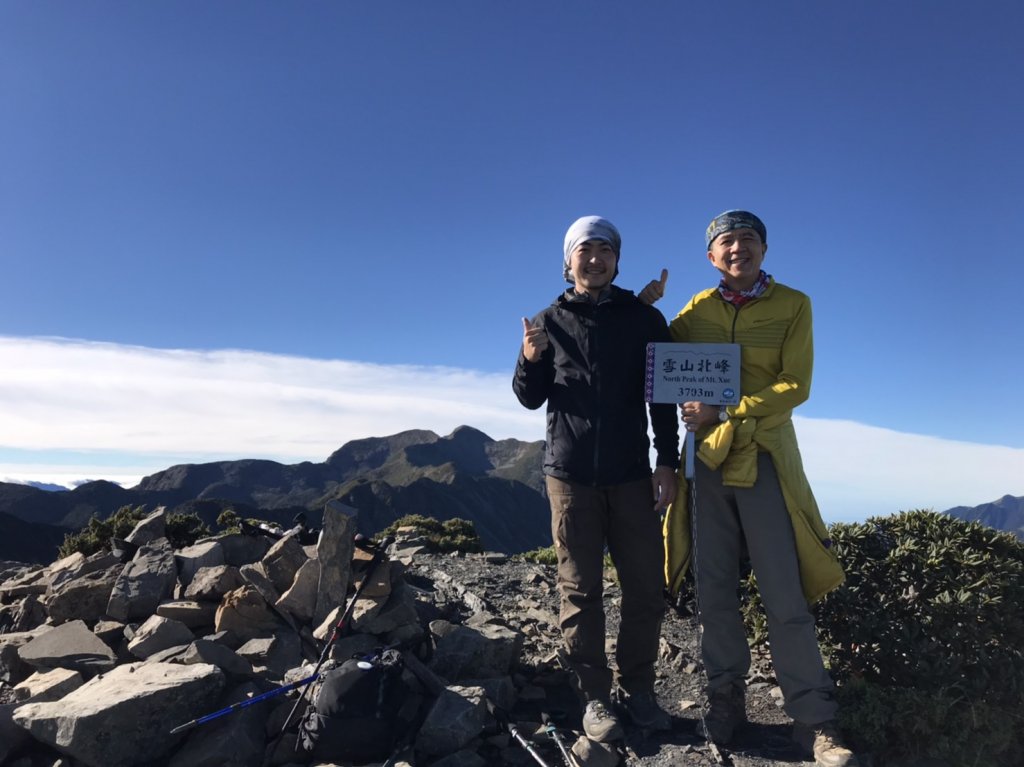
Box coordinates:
[663,279,844,604]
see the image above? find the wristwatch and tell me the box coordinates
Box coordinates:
[717,407,730,423]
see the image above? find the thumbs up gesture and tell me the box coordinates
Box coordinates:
[521,317,549,362]
[638,269,669,306]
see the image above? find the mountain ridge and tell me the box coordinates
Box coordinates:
[0,426,549,563]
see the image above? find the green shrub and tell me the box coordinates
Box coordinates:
[518,545,616,574]
[58,505,148,558]
[166,512,211,549]
[744,509,1024,765]
[380,514,483,554]
[216,509,242,534]
[520,545,558,564]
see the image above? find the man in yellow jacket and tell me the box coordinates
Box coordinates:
[641,210,857,767]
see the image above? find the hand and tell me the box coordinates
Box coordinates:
[637,268,669,306]
[680,401,721,432]
[652,465,677,512]
[521,317,549,363]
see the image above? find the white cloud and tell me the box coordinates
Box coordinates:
[1,336,1021,521]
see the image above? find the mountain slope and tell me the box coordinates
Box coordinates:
[0,426,550,561]
[945,494,1024,539]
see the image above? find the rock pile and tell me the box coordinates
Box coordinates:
[1,503,799,767]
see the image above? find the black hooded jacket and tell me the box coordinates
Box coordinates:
[514,285,679,486]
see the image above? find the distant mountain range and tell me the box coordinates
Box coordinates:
[0,426,548,563]
[944,494,1024,539]
[2,426,1020,566]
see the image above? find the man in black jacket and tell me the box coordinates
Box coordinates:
[514,215,679,741]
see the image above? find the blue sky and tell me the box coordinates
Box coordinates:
[2,2,1022,522]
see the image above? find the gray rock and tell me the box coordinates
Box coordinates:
[211,532,271,568]
[12,667,84,703]
[168,681,268,767]
[184,564,245,601]
[12,661,225,767]
[18,620,116,677]
[93,619,126,645]
[180,639,254,680]
[357,581,421,635]
[175,540,225,588]
[215,585,283,643]
[0,593,46,633]
[128,615,196,660]
[314,501,356,627]
[0,702,32,764]
[107,538,177,622]
[0,627,51,684]
[429,623,524,681]
[156,599,219,629]
[124,506,167,546]
[262,535,307,596]
[236,630,301,679]
[45,565,122,624]
[239,562,282,606]
[275,557,320,623]
[416,685,487,756]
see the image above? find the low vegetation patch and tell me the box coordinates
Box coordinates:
[380,514,483,554]
[742,509,1024,766]
[58,505,211,558]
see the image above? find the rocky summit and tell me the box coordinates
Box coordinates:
[1,504,820,767]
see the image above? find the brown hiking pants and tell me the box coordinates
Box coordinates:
[546,475,666,701]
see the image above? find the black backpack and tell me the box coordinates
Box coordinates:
[298,648,410,763]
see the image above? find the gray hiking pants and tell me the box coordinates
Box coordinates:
[546,475,666,701]
[694,452,838,725]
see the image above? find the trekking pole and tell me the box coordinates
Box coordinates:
[488,700,554,767]
[276,534,396,737]
[169,672,321,735]
[541,711,578,767]
[684,429,728,767]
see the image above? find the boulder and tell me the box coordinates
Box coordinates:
[12,661,225,767]
[215,585,283,643]
[124,506,168,546]
[168,680,268,767]
[18,619,116,677]
[314,501,356,627]
[429,622,524,681]
[415,685,487,756]
[107,539,177,622]
[184,564,245,601]
[45,564,122,624]
[127,615,196,660]
[275,557,320,623]
[175,540,225,588]
[12,667,84,703]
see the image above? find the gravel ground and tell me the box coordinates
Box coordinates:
[406,550,830,767]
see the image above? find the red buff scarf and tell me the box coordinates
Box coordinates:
[718,270,771,307]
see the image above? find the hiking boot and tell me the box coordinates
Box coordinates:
[793,721,860,767]
[699,680,746,744]
[615,688,671,731]
[582,699,624,742]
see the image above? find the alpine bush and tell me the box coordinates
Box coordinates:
[57,505,148,558]
[165,512,211,549]
[380,514,483,554]
[743,509,1024,765]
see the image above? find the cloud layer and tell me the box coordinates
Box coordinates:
[2,336,1021,523]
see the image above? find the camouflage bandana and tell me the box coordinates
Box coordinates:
[705,210,767,249]
[718,270,771,307]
